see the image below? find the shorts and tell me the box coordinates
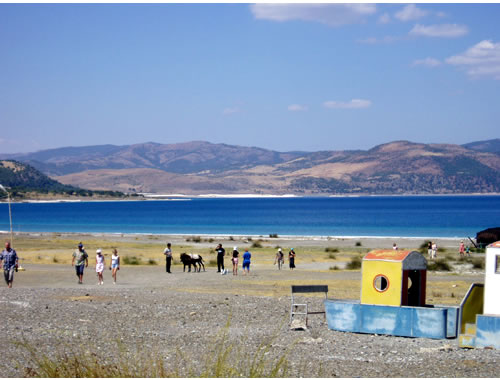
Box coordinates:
[242,261,250,270]
[111,263,119,269]
[232,258,238,265]
[75,264,85,276]
[3,268,14,284]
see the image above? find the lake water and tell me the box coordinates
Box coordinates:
[0,196,499,238]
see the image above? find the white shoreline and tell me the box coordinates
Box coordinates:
[3,231,470,241]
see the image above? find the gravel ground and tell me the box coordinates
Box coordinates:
[0,263,498,378]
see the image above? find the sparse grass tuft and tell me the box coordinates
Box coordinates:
[346,256,361,270]
[472,258,484,269]
[147,258,157,265]
[251,240,263,248]
[17,319,292,378]
[122,256,141,265]
[208,259,217,267]
[427,259,451,271]
[328,253,336,260]
[325,247,339,253]
[52,256,59,263]
[329,265,340,271]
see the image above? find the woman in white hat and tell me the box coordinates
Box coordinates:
[231,246,239,276]
[275,248,284,270]
[95,249,105,285]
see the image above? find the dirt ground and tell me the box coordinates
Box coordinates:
[0,232,497,378]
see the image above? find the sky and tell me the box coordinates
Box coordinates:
[1,3,500,154]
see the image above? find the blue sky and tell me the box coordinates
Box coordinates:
[1,3,499,153]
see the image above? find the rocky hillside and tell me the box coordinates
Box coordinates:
[3,140,500,195]
[0,160,125,198]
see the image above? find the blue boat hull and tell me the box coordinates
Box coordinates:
[324,299,458,339]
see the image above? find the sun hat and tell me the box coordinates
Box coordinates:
[96,249,102,254]
[234,246,237,250]
[278,248,282,251]
[78,243,83,248]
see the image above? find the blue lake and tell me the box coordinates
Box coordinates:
[0,196,499,238]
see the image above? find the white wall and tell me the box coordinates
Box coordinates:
[484,243,500,316]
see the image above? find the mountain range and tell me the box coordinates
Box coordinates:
[2,139,499,195]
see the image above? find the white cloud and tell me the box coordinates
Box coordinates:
[249,3,376,27]
[395,4,427,22]
[222,107,240,115]
[446,40,500,80]
[323,99,372,109]
[378,13,391,24]
[288,104,308,112]
[409,23,469,38]
[412,57,442,67]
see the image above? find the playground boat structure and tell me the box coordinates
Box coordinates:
[324,244,500,348]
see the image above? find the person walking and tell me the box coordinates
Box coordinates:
[231,246,239,276]
[427,241,432,257]
[110,248,120,284]
[275,248,284,270]
[431,242,437,259]
[95,249,105,285]
[72,242,88,284]
[288,248,296,270]
[215,244,225,273]
[164,242,172,273]
[0,241,18,288]
[459,241,465,257]
[242,248,251,275]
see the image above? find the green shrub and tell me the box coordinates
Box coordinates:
[427,259,451,271]
[147,258,157,265]
[329,265,339,271]
[269,233,279,238]
[52,256,59,263]
[122,256,141,265]
[346,257,362,270]
[328,253,336,260]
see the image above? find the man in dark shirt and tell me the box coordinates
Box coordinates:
[215,244,225,273]
[0,241,18,288]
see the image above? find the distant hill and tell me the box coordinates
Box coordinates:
[2,140,500,195]
[0,160,126,198]
[462,139,500,155]
[3,141,305,176]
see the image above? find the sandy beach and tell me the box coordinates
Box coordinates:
[0,231,498,377]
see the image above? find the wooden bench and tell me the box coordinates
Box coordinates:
[290,285,328,326]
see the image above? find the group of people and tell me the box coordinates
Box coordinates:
[1,239,300,287]
[427,241,438,259]
[459,240,471,257]
[215,244,252,276]
[71,242,120,285]
[274,247,296,270]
